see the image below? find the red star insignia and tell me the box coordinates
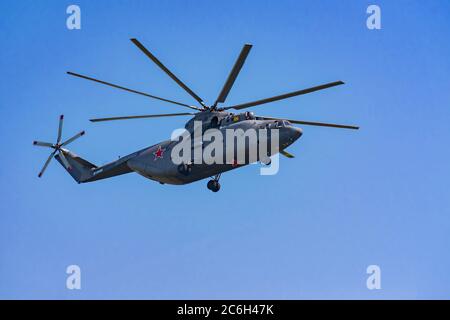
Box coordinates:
[153,145,165,160]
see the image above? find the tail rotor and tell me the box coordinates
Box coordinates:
[33,115,85,177]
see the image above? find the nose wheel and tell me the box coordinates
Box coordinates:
[207,174,221,192]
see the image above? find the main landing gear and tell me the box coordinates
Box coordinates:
[207,173,221,192]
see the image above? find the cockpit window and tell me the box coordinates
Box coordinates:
[274,120,291,127]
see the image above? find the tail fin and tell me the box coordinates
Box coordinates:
[55,149,96,183]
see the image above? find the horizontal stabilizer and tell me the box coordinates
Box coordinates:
[280,150,295,158]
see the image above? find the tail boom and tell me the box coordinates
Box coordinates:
[55,149,134,183]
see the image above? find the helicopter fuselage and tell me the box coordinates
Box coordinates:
[124,112,302,185]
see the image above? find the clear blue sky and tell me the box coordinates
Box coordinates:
[1,0,449,299]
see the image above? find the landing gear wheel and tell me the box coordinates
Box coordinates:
[207,179,221,192]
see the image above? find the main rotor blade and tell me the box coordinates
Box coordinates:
[90,112,196,123]
[57,115,64,143]
[67,71,200,111]
[224,81,345,110]
[262,116,359,130]
[61,131,85,147]
[130,38,206,108]
[287,120,359,130]
[38,150,56,178]
[33,141,54,148]
[213,44,252,107]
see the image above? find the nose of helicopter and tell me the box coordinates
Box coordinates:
[289,126,303,141]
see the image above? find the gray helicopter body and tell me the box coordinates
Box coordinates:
[55,111,302,187]
[117,112,301,185]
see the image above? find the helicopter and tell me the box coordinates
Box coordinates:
[33,39,358,192]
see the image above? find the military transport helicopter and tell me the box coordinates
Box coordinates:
[33,39,358,192]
